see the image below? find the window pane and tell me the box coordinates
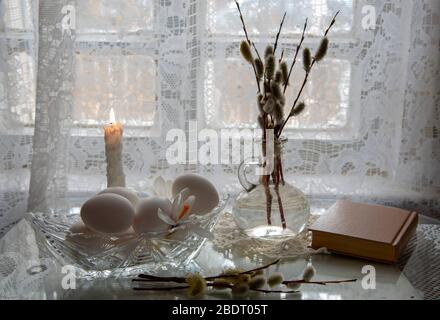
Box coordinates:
[206,0,353,35]
[0,41,36,126]
[76,0,153,33]
[0,0,35,32]
[204,57,350,129]
[73,53,156,126]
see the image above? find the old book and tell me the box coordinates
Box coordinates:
[309,200,418,264]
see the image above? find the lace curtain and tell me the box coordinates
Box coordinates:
[0,0,439,238]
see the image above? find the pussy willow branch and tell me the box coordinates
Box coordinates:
[133,282,300,294]
[252,42,263,66]
[235,0,261,93]
[135,258,356,287]
[273,12,287,56]
[277,11,340,137]
[235,0,251,45]
[133,278,357,286]
[279,49,285,64]
[272,157,286,229]
[283,279,357,286]
[132,258,357,294]
[252,41,266,89]
[283,18,308,95]
[236,258,281,275]
[135,259,282,283]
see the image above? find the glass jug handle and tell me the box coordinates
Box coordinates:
[237,157,259,192]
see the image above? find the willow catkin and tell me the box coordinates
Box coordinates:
[270,81,283,101]
[273,103,284,123]
[302,265,316,282]
[280,61,289,86]
[264,44,274,58]
[265,54,275,80]
[274,70,282,83]
[267,273,284,287]
[231,283,249,296]
[314,37,329,62]
[186,273,206,297]
[263,97,275,114]
[240,40,253,64]
[303,48,312,72]
[290,101,306,117]
[249,276,266,290]
[254,58,264,80]
[278,94,286,106]
[264,80,270,93]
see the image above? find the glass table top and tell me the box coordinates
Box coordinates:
[0,219,424,300]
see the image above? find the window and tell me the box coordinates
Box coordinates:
[0,0,36,128]
[0,0,157,130]
[73,0,156,128]
[2,0,359,139]
[202,0,358,139]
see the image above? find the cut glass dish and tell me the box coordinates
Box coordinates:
[26,194,228,279]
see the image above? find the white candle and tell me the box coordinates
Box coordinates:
[104,108,126,187]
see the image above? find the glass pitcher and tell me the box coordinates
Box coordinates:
[232,157,310,239]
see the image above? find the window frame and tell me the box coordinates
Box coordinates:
[71,2,158,135]
[198,0,363,141]
[0,0,37,130]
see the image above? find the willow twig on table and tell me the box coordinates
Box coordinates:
[133,282,300,294]
[136,259,281,283]
[238,259,280,274]
[283,278,357,286]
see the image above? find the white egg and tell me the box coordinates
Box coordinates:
[172,173,219,215]
[98,187,140,207]
[133,197,172,234]
[66,222,109,250]
[81,193,135,234]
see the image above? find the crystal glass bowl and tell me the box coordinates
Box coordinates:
[26,194,228,279]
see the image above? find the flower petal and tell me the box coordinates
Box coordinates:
[179,188,191,201]
[178,195,196,221]
[171,193,182,220]
[157,208,176,225]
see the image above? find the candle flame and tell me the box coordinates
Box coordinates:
[109,108,116,123]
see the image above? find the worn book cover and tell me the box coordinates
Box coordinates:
[309,200,418,263]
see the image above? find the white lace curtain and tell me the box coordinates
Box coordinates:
[0,0,439,237]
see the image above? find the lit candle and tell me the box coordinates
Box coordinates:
[104,108,126,187]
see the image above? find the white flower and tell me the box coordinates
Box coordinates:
[152,176,173,199]
[155,189,213,240]
[157,188,195,225]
